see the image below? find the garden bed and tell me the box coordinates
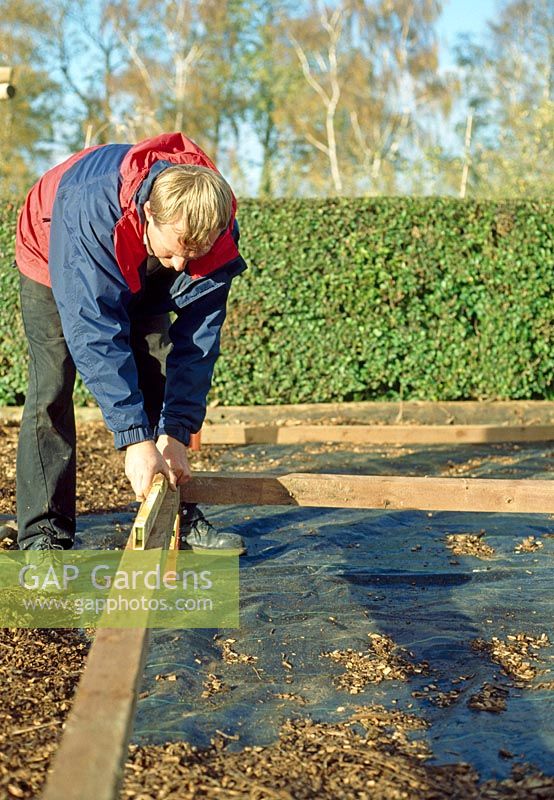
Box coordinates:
[1,420,554,799]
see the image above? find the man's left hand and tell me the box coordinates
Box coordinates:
[156,435,192,488]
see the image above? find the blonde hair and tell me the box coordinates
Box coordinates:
[148,165,233,248]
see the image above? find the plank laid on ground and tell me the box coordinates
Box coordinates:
[42,478,180,800]
[3,400,554,426]
[203,400,554,426]
[199,423,554,445]
[183,473,554,514]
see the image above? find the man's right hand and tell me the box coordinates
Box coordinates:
[125,440,175,501]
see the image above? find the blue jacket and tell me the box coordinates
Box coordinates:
[16,134,247,449]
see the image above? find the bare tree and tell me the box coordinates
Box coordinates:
[341,0,453,194]
[110,14,203,138]
[101,0,247,159]
[277,0,453,195]
[49,0,128,148]
[454,0,554,196]
[459,109,473,198]
[290,5,345,193]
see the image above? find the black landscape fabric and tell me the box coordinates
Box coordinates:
[76,441,554,781]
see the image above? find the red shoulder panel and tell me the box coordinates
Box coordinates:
[15,146,102,287]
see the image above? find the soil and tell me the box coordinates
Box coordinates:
[1,421,554,799]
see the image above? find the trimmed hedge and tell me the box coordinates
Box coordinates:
[1,198,553,406]
[215,198,554,403]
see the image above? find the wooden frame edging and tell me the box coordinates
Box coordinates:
[198,423,554,445]
[3,399,554,429]
[183,473,554,514]
[41,480,180,800]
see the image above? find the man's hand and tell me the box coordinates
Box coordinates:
[125,440,173,501]
[156,434,192,490]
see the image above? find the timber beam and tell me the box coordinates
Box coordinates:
[41,478,180,800]
[183,473,554,515]
[199,423,554,445]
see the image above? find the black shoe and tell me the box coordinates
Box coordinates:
[180,506,246,556]
[21,536,67,595]
[23,525,73,552]
[28,538,65,551]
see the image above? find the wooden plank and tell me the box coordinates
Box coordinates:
[41,478,180,800]
[183,473,554,514]
[3,400,554,426]
[199,423,554,445]
[203,400,554,426]
[144,483,180,549]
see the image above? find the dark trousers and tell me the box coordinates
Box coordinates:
[16,273,172,550]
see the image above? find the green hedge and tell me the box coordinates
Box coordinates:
[0,203,26,405]
[1,198,553,406]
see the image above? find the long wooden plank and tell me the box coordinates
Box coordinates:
[199,423,554,445]
[204,400,554,426]
[3,400,554,426]
[42,626,151,800]
[183,473,554,514]
[42,479,180,800]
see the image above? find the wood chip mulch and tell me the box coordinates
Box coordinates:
[514,536,544,553]
[321,633,429,694]
[471,633,551,684]
[217,637,259,665]
[442,452,521,476]
[122,704,554,800]
[274,692,307,704]
[411,684,463,707]
[0,628,90,800]
[467,682,510,713]
[444,531,496,559]
[201,673,228,699]
[0,421,228,517]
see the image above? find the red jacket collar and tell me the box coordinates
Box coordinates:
[119,133,219,210]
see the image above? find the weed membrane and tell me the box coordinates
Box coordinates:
[75,441,554,781]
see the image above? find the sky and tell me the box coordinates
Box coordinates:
[437,0,499,68]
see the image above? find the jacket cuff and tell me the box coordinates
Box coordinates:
[113,425,155,450]
[155,421,192,447]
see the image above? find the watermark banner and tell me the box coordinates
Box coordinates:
[0,549,238,629]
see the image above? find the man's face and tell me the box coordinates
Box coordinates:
[143,201,220,271]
